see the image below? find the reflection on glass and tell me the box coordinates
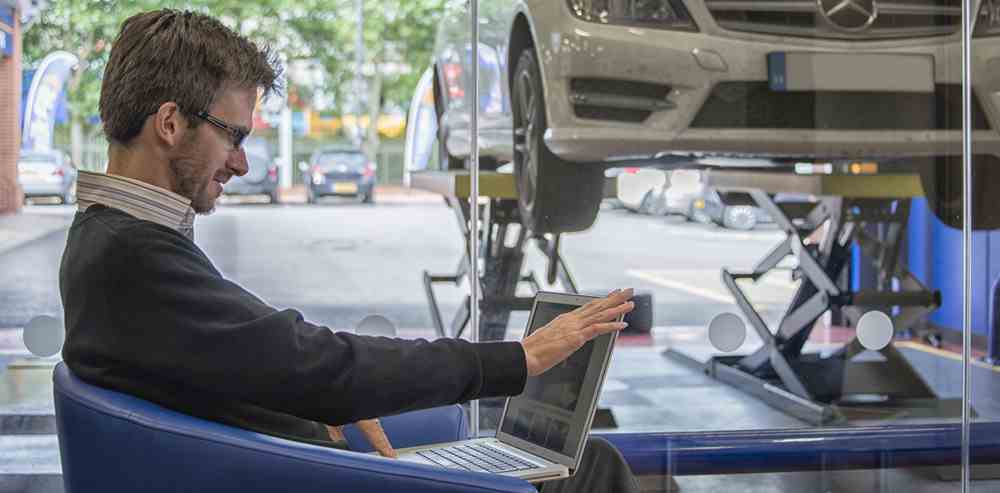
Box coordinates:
[455,0,989,489]
[971,0,1000,489]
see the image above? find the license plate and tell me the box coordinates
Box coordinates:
[767,53,933,93]
[333,182,358,194]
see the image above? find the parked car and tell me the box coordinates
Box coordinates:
[687,188,773,231]
[431,0,1000,234]
[305,148,376,204]
[224,137,279,203]
[663,170,705,216]
[17,149,77,204]
[610,167,669,214]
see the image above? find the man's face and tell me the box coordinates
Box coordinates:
[170,87,254,214]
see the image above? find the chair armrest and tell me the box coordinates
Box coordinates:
[343,405,467,452]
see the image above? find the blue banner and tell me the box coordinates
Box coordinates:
[0,8,13,58]
[20,69,70,133]
[21,51,78,152]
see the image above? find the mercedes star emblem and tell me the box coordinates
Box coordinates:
[817,0,879,32]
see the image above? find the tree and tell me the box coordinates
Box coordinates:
[21,0,447,166]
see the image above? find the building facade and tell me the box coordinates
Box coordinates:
[0,1,22,214]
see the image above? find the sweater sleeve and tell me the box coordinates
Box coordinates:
[112,224,526,425]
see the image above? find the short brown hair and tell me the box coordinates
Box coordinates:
[99,9,282,145]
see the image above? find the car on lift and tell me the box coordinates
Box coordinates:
[17,149,77,205]
[687,188,773,230]
[430,0,1000,234]
[223,137,280,203]
[305,147,377,204]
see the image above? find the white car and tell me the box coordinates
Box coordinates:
[431,0,1000,234]
[611,167,669,213]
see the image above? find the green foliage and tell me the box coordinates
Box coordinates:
[22,0,445,131]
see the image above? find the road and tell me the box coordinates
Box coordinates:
[0,200,798,335]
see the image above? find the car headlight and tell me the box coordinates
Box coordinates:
[567,0,696,30]
[976,0,1000,37]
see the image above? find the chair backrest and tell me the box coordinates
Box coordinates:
[52,362,528,493]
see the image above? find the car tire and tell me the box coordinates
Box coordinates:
[62,182,77,205]
[688,203,711,224]
[512,49,603,234]
[268,190,279,204]
[636,190,655,215]
[722,206,758,230]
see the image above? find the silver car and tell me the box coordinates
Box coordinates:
[431,0,1000,234]
[223,137,280,203]
[17,150,77,205]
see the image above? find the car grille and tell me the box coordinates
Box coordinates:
[570,78,673,123]
[690,82,990,130]
[704,0,960,40]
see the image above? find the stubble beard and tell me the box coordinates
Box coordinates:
[169,137,216,215]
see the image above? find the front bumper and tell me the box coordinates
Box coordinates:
[310,181,374,197]
[21,182,67,197]
[532,3,1000,163]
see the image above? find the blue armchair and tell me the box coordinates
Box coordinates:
[53,363,535,493]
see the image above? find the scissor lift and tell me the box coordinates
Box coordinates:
[411,170,620,432]
[669,170,957,425]
[412,171,582,342]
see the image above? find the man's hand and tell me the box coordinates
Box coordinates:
[326,418,397,458]
[521,289,635,377]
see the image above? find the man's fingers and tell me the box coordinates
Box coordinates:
[586,321,629,338]
[356,419,397,458]
[580,289,634,317]
[584,301,635,325]
[326,424,345,442]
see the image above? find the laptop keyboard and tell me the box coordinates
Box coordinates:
[417,443,542,473]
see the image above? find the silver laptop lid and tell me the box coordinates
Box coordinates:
[495,291,621,471]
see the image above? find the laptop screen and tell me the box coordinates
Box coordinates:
[499,298,616,460]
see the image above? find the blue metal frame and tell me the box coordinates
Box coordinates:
[598,422,1000,476]
[989,277,1000,364]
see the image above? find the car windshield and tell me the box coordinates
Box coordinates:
[18,153,57,164]
[316,152,365,170]
[244,138,269,158]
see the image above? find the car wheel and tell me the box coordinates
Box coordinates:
[688,202,711,224]
[637,190,655,215]
[512,49,603,234]
[722,206,758,230]
[62,182,77,205]
[268,190,279,204]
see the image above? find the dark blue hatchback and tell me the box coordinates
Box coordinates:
[305,148,376,204]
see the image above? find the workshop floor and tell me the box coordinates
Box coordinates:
[2,324,998,493]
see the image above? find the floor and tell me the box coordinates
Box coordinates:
[2,322,999,493]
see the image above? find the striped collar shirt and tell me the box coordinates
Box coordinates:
[77,170,197,240]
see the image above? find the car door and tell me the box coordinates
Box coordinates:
[433,0,517,164]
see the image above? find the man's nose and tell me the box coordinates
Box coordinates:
[229,148,249,177]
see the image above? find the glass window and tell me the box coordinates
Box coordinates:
[466,0,987,490]
[970,1,1000,488]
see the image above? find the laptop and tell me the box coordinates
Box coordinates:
[395,291,622,483]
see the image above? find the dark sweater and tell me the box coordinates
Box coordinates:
[60,205,526,447]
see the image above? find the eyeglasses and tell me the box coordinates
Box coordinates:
[195,110,251,150]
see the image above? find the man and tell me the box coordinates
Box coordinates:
[60,9,639,492]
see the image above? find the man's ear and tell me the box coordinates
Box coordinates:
[150,102,189,148]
